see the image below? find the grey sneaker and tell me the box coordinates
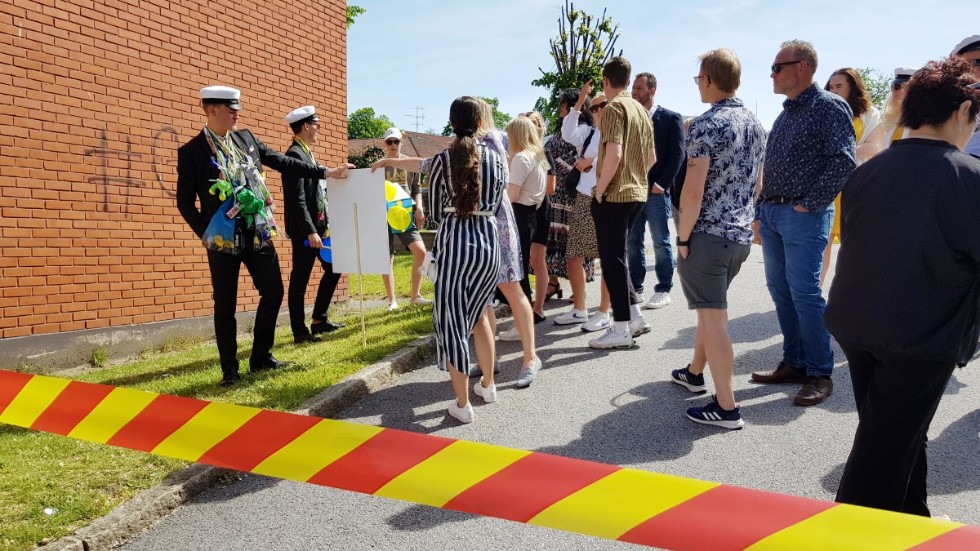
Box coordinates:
[515,356,542,388]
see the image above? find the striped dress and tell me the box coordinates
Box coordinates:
[428,143,507,373]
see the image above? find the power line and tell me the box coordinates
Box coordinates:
[404,107,425,133]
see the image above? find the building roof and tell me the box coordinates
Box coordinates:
[349,131,454,159]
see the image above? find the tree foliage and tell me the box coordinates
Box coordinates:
[532,0,621,131]
[857,67,890,110]
[348,107,394,139]
[347,145,385,169]
[346,5,365,28]
[441,97,512,136]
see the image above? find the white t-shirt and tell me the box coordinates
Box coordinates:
[561,108,601,195]
[508,150,547,207]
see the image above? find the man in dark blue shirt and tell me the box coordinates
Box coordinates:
[751,40,856,406]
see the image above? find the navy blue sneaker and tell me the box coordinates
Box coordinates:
[671,365,706,393]
[686,397,744,430]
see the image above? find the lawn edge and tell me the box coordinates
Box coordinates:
[40,333,437,551]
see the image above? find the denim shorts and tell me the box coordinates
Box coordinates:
[677,232,751,309]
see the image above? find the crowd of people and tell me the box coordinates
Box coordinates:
[177,34,980,519]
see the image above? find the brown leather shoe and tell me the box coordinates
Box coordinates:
[794,377,833,406]
[751,362,808,384]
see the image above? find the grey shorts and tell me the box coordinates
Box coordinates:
[389,227,423,254]
[677,232,750,309]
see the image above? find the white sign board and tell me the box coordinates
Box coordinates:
[326,168,390,275]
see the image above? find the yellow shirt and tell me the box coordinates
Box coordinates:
[596,91,654,203]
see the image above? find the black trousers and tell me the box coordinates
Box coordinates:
[511,202,537,301]
[288,238,341,337]
[206,241,284,377]
[591,199,643,322]
[835,346,956,516]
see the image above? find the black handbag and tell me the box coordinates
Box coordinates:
[564,128,596,195]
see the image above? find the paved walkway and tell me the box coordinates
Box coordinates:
[121,245,980,550]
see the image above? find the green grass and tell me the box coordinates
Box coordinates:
[347,252,434,300]
[0,254,433,551]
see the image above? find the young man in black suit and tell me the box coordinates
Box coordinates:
[176,86,350,386]
[282,105,346,344]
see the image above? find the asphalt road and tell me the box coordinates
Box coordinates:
[121,244,980,550]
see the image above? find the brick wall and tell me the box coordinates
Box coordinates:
[0,0,348,339]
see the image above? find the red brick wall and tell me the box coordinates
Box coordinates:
[0,0,348,339]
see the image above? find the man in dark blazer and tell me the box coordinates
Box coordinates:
[176,86,350,386]
[282,105,346,344]
[627,72,686,310]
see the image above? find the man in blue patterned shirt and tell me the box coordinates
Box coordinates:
[671,48,767,429]
[751,40,856,407]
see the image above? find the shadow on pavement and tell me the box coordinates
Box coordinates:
[660,311,782,350]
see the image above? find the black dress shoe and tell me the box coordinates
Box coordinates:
[533,312,546,324]
[249,356,289,373]
[219,374,241,387]
[311,321,347,334]
[293,332,321,344]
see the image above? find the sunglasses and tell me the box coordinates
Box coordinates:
[771,60,804,73]
[891,82,907,91]
[693,75,706,85]
[385,139,401,145]
[589,102,608,113]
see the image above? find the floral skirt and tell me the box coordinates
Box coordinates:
[496,197,522,283]
[546,184,595,280]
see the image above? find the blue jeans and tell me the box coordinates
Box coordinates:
[758,202,834,376]
[627,191,673,294]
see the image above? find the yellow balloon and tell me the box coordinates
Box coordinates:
[385,180,397,202]
[387,204,412,232]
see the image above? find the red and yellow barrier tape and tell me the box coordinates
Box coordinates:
[2,370,977,550]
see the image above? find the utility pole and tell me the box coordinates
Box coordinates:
[405,107,424,133]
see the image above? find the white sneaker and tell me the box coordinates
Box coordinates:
[447,401,474,423]
[410,295,431,305]
[386,301,399,312]
[498,326,521,341]
[581,311,610,333]
[643,292,672,309]
[554,309,589,325]
[629,316,651,337]
[473,381,497,403]
[588,327,635,349]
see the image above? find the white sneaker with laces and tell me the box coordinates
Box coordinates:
[447,401,474,423]
[472,381,497,403]
[554,309,589,325]
[588,327,635,349]
[386,301,399,312]
[410,295,431,305]
[581,311,610,333]
[498,326,521,341]
[643,292,672,309]
[629,316,651,337]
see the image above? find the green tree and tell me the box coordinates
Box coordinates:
[347,145,385,169]
[346,5,365,28]
[532,0,621,131]
[441,97,512,136]
[857,67,890,109]
[348,107,395,139]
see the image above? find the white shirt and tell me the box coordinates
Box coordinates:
[509,150,547,206]
[560,108,601,195]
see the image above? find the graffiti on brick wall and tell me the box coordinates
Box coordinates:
[83,126,180,214]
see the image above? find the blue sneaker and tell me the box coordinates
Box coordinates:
[515,356,542,388]
[686,397,744,430]
[671,365,706,393]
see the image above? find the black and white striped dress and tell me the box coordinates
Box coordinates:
[428,143,507,374]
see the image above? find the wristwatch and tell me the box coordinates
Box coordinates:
[676,237,690,247]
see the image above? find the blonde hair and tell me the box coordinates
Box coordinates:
[475,97,496,139]
[506,115,547,169]
[698,48,742,93]
[522,111,547,138]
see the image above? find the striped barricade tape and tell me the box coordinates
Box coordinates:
[1,370,977,550]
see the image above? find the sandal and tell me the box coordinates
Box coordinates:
[545,281,563,301]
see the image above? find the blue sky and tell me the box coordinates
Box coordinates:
[348,0,974,131]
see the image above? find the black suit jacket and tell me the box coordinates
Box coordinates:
[281,140,325,240]
[647,106,686,193]
[177,129,325,238]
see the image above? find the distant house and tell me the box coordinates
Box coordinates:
[348,131,454,160]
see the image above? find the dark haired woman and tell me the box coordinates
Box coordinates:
[542,89,597,300]
[822,67,883,286]
[826,58,980,516]
[426,96,507,423]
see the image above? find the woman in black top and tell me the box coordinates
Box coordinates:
[826,58,980,516]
